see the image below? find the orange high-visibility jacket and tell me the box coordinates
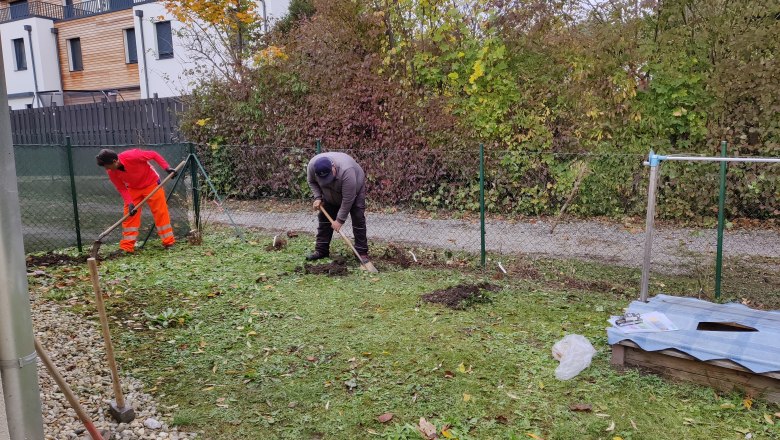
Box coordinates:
[107,149,171,205]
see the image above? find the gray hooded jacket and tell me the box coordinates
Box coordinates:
[307,152,366,223]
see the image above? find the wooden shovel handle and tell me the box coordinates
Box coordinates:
[318,205,364,263]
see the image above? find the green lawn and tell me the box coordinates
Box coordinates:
[31,231,780,439]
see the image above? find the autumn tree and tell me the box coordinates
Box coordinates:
[163,0,264,83]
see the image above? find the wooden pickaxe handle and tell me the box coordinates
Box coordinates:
[319,205,366,266]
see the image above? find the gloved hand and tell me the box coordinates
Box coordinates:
[165,167,178,178]
[127,203,137,216]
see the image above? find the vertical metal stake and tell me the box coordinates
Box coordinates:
[714,141,728,299]
[189,145,200,231]
[479,143,486,267]
[640,152,661,302]
[65,136,82,252]
[316,138,321,155]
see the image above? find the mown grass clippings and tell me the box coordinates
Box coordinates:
[31,230,780,440]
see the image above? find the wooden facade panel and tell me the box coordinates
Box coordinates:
[56,10,140,95]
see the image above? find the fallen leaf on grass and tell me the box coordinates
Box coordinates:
[630,419,637,430]
[743,397,753,410]
[764,414,774,425]
[720,403,736,409]
[306,356,318,362]
[569,404,592,412]
[526,434,544,440]
[377,413,393,423]
[463,393,472,402]
[443,370,455,379]
[457,363,467,373]
[418,418,437,439]
[441,428,454,439]
[605,421,615,432]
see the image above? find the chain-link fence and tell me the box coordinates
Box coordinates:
[15,140,778,303]
[14,142,195,254]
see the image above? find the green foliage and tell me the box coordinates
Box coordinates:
[181,0,780,221]
[144,307,191,329]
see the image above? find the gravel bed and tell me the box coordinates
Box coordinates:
[12,294,199,440]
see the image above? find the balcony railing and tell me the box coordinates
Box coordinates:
[0,1,63,23]
[0,0,156,24]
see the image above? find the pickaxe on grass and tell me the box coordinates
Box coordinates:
[90,159,187,259]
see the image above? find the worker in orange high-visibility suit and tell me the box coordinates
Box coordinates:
[96,148,178,253]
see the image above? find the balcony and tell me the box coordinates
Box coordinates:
[0,0,156,24]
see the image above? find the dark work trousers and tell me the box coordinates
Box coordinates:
[316,187,368,256]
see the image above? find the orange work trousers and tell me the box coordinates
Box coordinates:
[120,183,175,252]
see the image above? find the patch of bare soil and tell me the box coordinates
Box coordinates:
[558,276,626,295]
[421,283,500,310]
[26,253,87,267]
[376,244,417,268]
[302,256,349,276]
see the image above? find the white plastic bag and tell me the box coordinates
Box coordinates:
[551,334,597,380]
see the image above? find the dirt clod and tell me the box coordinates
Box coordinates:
[422,283,500,309]
[265,236,288,251]
[303,256,349,276]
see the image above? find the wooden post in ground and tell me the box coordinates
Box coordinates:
[87,258,135,423]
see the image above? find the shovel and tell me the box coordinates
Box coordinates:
[90,159,188,258]
[319,205,378,273]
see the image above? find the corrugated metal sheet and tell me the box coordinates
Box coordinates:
[607,294,780,373]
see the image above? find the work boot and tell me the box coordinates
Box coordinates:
[306,251,329,261]
[358,254,370,264]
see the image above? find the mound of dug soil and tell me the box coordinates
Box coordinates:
[422,283,500,309]
[302,256,349,276]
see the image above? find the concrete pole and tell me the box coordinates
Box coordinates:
[0,33,46,440]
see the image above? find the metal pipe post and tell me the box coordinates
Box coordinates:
[714,141,728,299]
[189,146,201,231]
[65,137,83,252]
[639,151,661,302]
[135,10,150,99]
[24,25,41,108]
[316,139,321,155]
[479,143,486,267]
[0,38,46,440]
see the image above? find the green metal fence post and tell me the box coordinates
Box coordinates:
[65,136,82,252]
[189,143,200,231]
[479,143,486,267]
[316,139,321,154]
[714,140,728,299]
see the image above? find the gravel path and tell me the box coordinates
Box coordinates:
[205,207,780,273]
[1,292,197,440]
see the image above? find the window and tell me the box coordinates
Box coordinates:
[124,28,138,64]
[9,0,29,20]
[12,38,26,71]
[155,21,173,59]
[67,38,83,71]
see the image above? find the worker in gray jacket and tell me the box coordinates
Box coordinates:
[306,152,369,262]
